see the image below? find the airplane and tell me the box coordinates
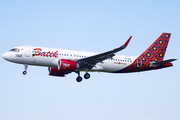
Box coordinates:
[2,33,177,82]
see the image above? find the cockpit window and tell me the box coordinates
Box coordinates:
[9,48,20,52]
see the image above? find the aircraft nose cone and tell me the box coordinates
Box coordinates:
[2,52,9,60]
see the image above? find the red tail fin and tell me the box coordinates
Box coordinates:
[117,33,171,73]
[139,33,171,63]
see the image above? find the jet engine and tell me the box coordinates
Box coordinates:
[48,59,79,77]
[48,67,70,77]
[58,59,79,71]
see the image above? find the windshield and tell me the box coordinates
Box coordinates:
[9,48,20,52]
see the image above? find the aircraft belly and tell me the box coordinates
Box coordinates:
[33,57,56,67]
[20,57,56,67]
[95,61,131,72]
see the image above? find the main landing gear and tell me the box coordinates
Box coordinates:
[75,71,91,82]
[23,64,28,75]
[84,73,90,79]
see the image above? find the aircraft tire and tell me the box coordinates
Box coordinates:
[76,76,82,82]
[23,71,27,75]
[84,73,90,79]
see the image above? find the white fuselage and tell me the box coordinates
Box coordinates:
[3,46,137,73]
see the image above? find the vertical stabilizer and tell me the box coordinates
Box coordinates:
[115,33,172,73]
[138,33,171,62]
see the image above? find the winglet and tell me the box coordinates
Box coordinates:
[123,36,132,47]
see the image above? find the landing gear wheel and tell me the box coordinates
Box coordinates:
[76,76,83,82]
[23,64,28,75]
[84,73,90,79]
[23,71,27,75]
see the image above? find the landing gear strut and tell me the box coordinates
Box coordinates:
[23,64,28,75]
[75,71,82,82]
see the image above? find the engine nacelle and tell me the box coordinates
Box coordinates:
[58,59,79,71]
[48,67,70,77]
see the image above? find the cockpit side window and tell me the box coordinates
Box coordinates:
[9,48,20,52]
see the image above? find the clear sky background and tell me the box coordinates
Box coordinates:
[0,0,180,120]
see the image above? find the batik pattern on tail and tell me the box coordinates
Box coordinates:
[114,33,171,73]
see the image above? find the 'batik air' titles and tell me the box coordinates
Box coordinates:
[32,48,59,58]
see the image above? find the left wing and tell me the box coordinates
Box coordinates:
[77,36,132,69]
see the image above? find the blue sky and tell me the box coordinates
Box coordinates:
[0,0,180,120]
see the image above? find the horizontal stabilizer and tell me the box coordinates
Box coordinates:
[150,59,177,66]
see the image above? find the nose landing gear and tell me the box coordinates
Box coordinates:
[23,64,28,75]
